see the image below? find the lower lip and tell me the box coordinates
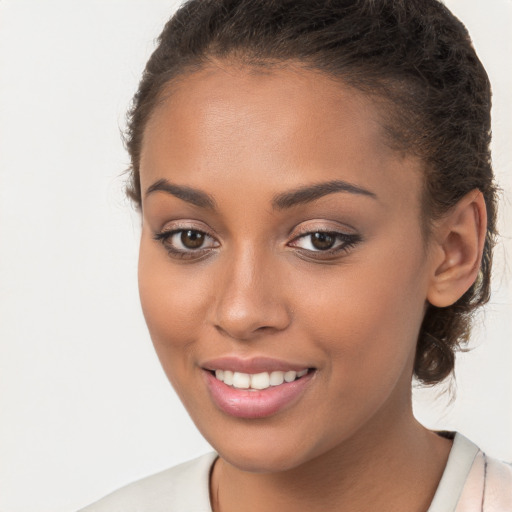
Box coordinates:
[203,370,315,419]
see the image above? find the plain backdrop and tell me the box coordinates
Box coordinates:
[0,1,510,511]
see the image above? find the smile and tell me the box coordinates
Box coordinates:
[203,361,316,419]
[213,369,309,390]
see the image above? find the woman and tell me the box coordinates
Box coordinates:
[80,0,511,510]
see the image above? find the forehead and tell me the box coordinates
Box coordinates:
[140,62,423,212]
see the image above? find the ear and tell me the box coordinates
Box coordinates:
[427,189,487,308]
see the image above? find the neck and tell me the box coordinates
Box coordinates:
[210,402,452,512]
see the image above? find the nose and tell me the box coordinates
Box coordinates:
[212,244,292,341]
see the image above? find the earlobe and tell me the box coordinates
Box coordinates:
[427,189,487,308]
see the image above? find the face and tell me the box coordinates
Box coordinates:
[138,62,435,472]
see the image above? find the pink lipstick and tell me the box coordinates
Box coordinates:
[201,357,315,419]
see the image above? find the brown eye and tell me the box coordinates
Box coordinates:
[181,230,205,249]
[153,227,220,260]
[310,232,336,250]
[288,229,361,258]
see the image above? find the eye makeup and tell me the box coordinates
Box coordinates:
[153,224,362,262]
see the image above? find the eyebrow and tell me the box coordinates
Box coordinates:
[145,178,377,210]
[146,178,217,209]
[271,179,377,210]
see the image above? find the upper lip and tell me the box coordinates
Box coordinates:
[201,356,313,374]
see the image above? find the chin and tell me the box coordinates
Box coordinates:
[219,446,310,474]
[201,423,321,473]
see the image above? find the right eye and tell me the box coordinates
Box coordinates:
[153,228,220,260]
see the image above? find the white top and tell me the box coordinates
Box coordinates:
[78,433,512,512]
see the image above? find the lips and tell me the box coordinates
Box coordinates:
[202,356,312,374]
[201,357,316,419]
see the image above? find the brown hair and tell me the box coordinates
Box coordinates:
[125,0,498,384]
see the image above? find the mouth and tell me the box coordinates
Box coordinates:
[201,361,316,419]
[209,368,311,390]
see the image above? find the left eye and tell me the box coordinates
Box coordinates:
[289,231,359,253]
[154,228,219,257]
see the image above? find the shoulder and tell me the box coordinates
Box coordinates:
[429,433,512,512]
[457,450,512,511]
[77,452,217,512]
[485,454,512,507]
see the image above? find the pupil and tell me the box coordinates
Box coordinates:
[311,232,335,250]
[181,230,204,249]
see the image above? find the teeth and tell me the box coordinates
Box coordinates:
[269,371,284,386]
[251,372,270,390]
[223,370,234,386]
[213,369,309,390]
[284,370,297,382]
[232,372,250,389]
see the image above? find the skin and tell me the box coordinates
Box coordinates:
[137,62,486,512]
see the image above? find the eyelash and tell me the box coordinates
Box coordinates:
[153,228,219,260]
[289,229,361,259]
[153,227,361,261]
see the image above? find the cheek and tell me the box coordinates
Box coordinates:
[293,239,428,385]
[137,234,213,368]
